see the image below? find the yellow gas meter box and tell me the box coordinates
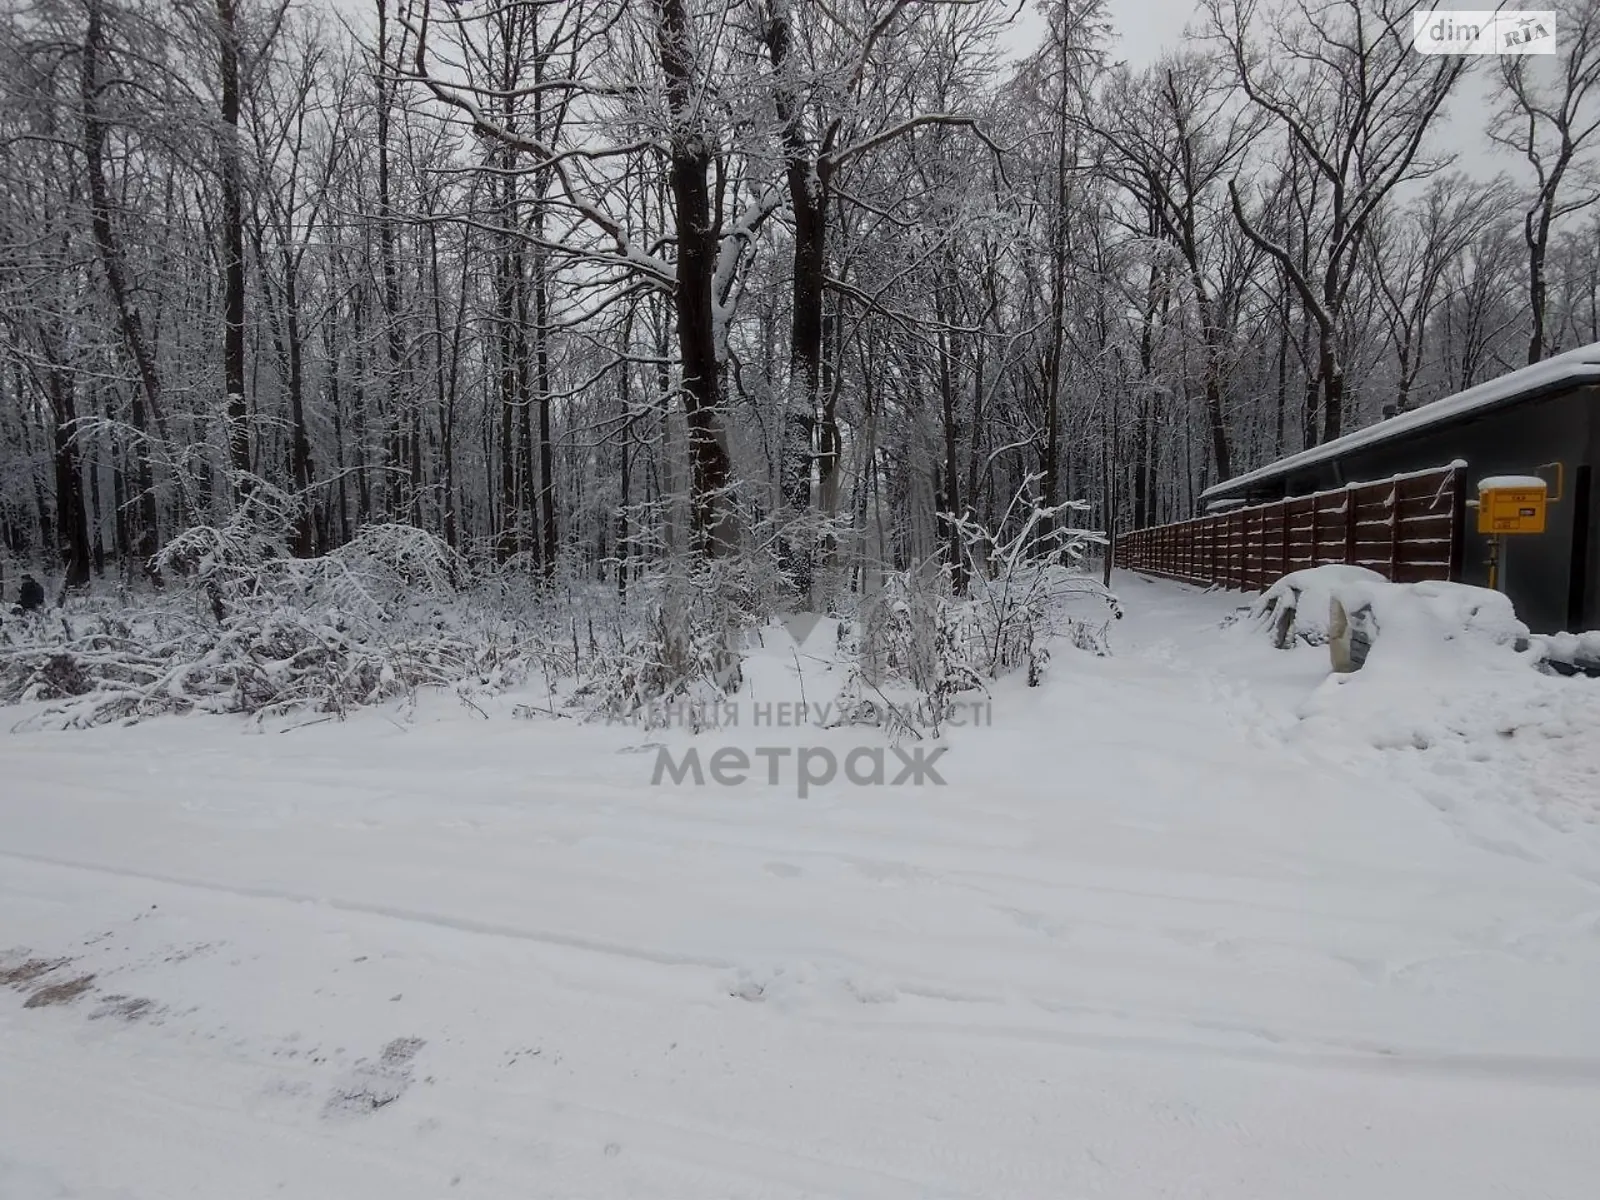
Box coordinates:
[1477,475,1548,535]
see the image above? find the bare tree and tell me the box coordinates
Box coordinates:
[1207,0,1465,444]
[1094,49,1263,481]
[1490,0,1600,363]
[1368,174,1507,412]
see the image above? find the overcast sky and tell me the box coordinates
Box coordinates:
[996,0,1557,192]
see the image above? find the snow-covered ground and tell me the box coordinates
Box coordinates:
[4,574,1600,1199]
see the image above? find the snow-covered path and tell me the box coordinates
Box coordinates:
[3,575,1599,1199]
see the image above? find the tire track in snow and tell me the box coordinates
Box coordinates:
[0,847,737,973]
[808,1011,1600,1087]
[18,845,1591,1089]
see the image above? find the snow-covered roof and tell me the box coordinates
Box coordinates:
[1201,342,1600,502]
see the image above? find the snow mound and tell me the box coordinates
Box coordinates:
[1250,566,1555,757]
[1362,579,1531,652]
[1250,566,1529,657]
[1250,565,1387,646]
[1476,474,1548,491]
[1297,627,1600,844]
[1285,568,1575,762]
[1236,567,1600,860]
[1534,630,1600,673]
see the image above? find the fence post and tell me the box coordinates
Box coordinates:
[1246,510,1257,589]
[1223,512,1232,588]
[1447,469,1466,582]
[1254,509,1264,588]
[1239,510,1248,588]
[1279,500,1290,581]
[1230,514,1237,588]
[1343,484,1357,565]
[1388,478,1401,581]
[1233,509,1244,589]
[1248,505,1260,588]
[1242,511,1251,589]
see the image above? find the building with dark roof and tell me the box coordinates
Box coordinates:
[1198,343,1600,633]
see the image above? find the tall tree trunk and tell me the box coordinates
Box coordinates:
[429,219,465,550]
[1527,204,1553,364]
[496,296,517,558]
[535,251,557,575]
[81,0,169,562]
[762,0,824,568]
[656,0,735,556]
[375,0,405,518]
[349,293,372,526]
[1193,287,1232,481]
[1319,324,1343,444]
[935,297,965,595]
[217,0,250,488]
[494,188,521,561]
[280,263,315,554]
[515,238,536,565]
[1299,302,1317,449]
[45,364,92,588]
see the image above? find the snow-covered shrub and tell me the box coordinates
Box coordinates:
[839,481,1119,735]
[155,476,302,620]
[0,598,527,729]
[0,494,536,727]
[769,503,859,609]
[947,480,1120,680]
[576,555,768,728]
[842,558,983,735]
[160,490,468,630]
[301,524,466,619]
[573,497,840,728]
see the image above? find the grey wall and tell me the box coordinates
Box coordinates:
[1261,386,1598,633]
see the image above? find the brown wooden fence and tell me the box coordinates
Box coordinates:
[1114,464,1464,590]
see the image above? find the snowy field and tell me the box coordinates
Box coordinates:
[3,573,1600,1199]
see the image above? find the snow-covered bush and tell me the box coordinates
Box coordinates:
[946,480,1120,680]
[159,482,467,629]
[838,481,1120,735]
[0,495,533,727]
[575,555,768,728]
[837,559,984,736]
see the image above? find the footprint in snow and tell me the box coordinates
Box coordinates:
[323,1036,426,1117]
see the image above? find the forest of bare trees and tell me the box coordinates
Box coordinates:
[2,0,1597,602]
